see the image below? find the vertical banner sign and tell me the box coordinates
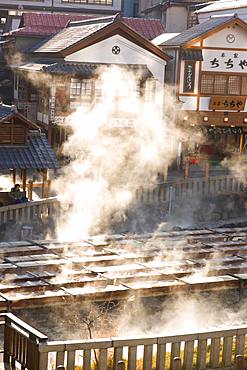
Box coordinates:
[184,61,195,93]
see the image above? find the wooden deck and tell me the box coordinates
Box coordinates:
[0,226,247,309]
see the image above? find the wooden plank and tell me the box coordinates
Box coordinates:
[170,343,181,369]
[183,340,194,370]
[113,347,123,370]
[236,335,245,356]
[210,338,221,368]
[55,351,65,368]
[197,339,207,370]
[222,336,233,367]
[156,344,166,370]
[128,346,137,370]
[38,352,48,370]
[143,344,153,370]
[99,348,108,370]
[67,350,75,370]
[83,349,91,370]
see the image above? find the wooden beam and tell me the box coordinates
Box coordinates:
[22,170,27,191]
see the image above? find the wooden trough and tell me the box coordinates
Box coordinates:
[1,227,247,309]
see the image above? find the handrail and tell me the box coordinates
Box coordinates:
[1,313,247,370]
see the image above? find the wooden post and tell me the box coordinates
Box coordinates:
[184,161,189,179]
[42,169,47,199]
[236,355,244,370]
[173,357,181,370]
[239,134,244,154]
[205,161,209,179]
[163,165,168,182]
[22,169,27,192]
[11,169,16,185]
[28,180,33,201]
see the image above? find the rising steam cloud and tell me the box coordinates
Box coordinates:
[53,66,188,241]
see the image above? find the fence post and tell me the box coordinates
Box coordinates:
[205,162,209,179]
[236,355,244,370]
[28,180,33,201]
[173,357,181,370]
[117,360,125,370]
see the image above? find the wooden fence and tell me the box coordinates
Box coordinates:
[136,176,245,204]
[0,196,59,224]
[0,175,245,224]
[1,313,247,370]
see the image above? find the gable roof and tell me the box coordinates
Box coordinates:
[0,104,40,130]
[32,16,171,61]
[196,0,247,14]
[7,12,165,40]
[161,15,247,47]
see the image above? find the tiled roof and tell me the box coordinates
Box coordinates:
[161,15,235,46]
[7,12,165,40]
[33,18,114,53]
[122,17,165,40]
[196,0,247,14]
[42,62,153,78]
[0,132,59,170]
[0,104,16,120]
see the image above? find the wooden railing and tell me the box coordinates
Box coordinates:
[0,196,59,224]
[136,175,245,204]
[0,175,245,224]
[1,313,247,370]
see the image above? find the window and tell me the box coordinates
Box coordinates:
[70,78,93,104]
[62,0,113,4]
[201,73,247,96]
[70,78,81,98]
[214,75,227,94]
[228,76,241,95]
[81,79,93,104]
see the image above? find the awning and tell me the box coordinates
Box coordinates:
[182,49,203,61]
[42,63,153,79]
[0,132,59,170]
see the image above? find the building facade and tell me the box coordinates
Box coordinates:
[196,0,247,24]
[8,14,170,147]
[160,15,247,161]
[138,0,212,32]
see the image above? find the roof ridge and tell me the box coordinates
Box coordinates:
[67,13,119,28]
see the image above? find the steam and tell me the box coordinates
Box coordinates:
[53,66,189,241]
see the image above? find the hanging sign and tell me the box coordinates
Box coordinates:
[184,61,195,93]
[209,97,246,111]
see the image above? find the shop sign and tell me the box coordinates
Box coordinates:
[184,61,195,93]
[206,126,243,135]
[203,50,247,72]
[209,97,246,111]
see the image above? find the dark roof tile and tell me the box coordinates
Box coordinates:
[161,16,235,47]
[0,132,59,170]
[8,12,165,40]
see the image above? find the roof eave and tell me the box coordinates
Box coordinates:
[61,21,172,62]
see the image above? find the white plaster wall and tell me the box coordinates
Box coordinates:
[198,8,247,23]
[165,6,188,33]
[65,35,167,83]
[203,24,247,48]
[178,96,197,110]
[66,34,167,119]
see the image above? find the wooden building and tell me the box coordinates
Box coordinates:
[8,14,170,147]
[0,103,59,202]
[159,15,247,162]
